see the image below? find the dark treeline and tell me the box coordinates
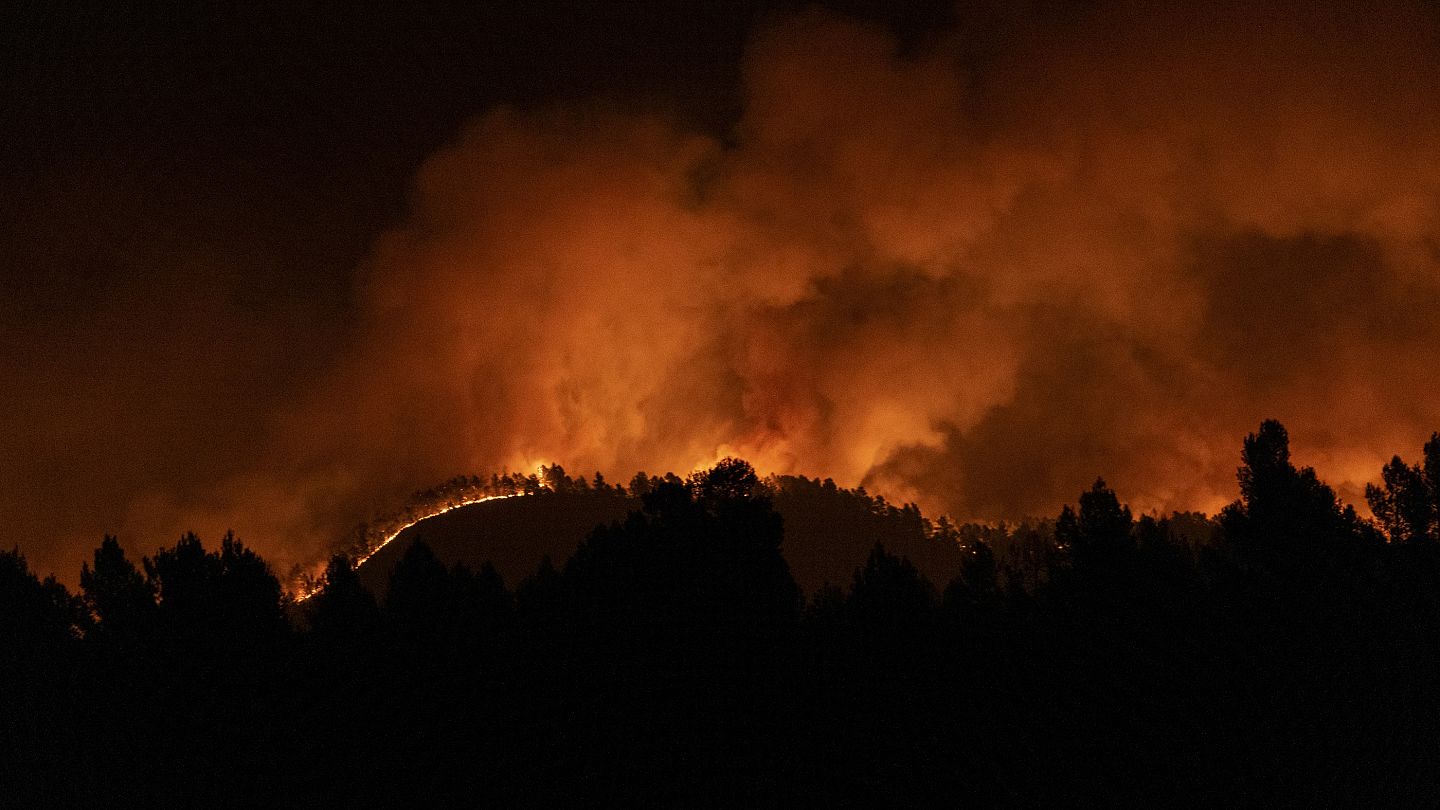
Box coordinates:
[5,421,1440,804]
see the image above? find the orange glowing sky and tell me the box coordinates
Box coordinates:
[7,1,1440,579]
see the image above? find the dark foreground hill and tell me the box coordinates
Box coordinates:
[9,424,1440,804]
[359,474,970,597]
[357,488,635,596]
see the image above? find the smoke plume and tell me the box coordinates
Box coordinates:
[61,2,1440,575]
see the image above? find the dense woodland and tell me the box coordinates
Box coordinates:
[6,420,1440,804]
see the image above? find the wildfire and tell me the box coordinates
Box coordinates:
[293,492,529,603]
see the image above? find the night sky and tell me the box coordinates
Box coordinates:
[8,0,1440,582]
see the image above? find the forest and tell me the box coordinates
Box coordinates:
[5,420,1440,804]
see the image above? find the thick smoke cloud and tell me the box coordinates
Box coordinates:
[92,2,1440,574]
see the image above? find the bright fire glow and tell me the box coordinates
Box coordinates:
[293,492,529,603]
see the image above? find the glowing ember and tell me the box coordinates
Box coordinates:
[293,492,529,603]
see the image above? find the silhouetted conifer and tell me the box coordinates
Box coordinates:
[849,543,935,633]
[1367,436,1440,544]
[942,539,1001,632]
[1061,478,1135,570]
[13,434,1440,805]
[310,554,379,641]
[216,532,287,644]
[144,532,222,647]
[0,547,81,646]
[515,554,563,626]
[1221,420,1364,553]
[80,535,156,644]
[449,560,511,639]
[385,539,451,635]
[142,532,285,651]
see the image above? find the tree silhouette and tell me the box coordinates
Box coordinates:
[563,459,799,656]
[943,539,999,622]
[216,532,287,643]
[143,532,285,650]
[15,436,1440,805]
[1424,433,1440,531]
[1059,478,1135,569]
[1366,434,1440,544]
[1219,420,1362,555]
[144,532,222,647]
[770,474,965,594]
[310,554,379,641]
[689,455,764,503]
[1367,456,1433,544]
[385,539,451,636]
[448,560,512,641]
[0,547,80,647]
[806,580,847,625]
[80,535,156,644]
[848,542,935,633]
[959,539,997,596]
[515,554,563,633]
